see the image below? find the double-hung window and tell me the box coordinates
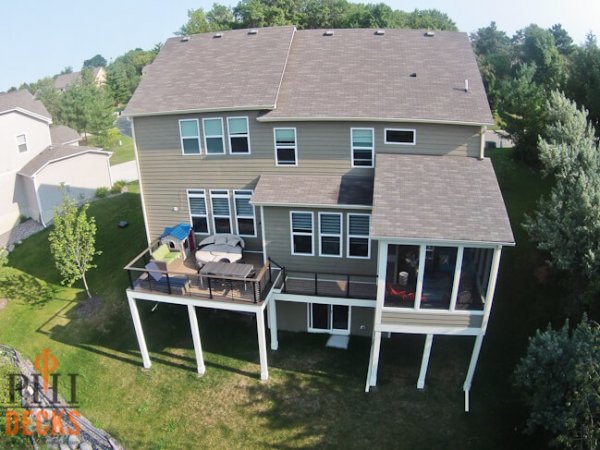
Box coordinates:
[319,213,342,257]
[16,134,28,153]
[351,128,374,167]
[210,190,232,233]
[187,190,209,234]
[234,190,256,237]
[274,128,297,166]
[203,118,225,154]
[290,211,313,255]
[179,120,200,154]
[347,214,371,258]
[227,117,251,154]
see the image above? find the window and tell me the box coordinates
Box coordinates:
[227,117,251,154]
[203,118,225,154]
[179,120,200,154]
[274,128,297,166]
[210,190,232,233]
[347,214,371,258]
[234,190,256,237]
[16,134,28,153]
[351,128,374,167]
[319,213,342,257]
[187,190,209,234]
[308,304,351,334]
[385,128,416,145]
[290,211,313,255]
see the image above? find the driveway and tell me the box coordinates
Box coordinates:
[111,160,138,183]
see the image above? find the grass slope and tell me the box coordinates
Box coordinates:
[0,150,563,449]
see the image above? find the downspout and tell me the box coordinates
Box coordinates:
[479,126,487,160]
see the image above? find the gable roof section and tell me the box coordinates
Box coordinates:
[125,26,296,116]
[252,174,373,208]
[18,145,111,177]
[371,154,514,245]
[0,90,51,121]
[261,29,493,125]
[54,67,105,90]
[50,125,80,145]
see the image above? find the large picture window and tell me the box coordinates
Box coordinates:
[274,128,297,166]
[234,190,256,237]
[227,117,251,154]
[319,213,342,257]
[290,211,313,255]
[351,128,374,167]
[203,118,225,154]
[347,213,371,258]
[179,120,200,154]
[187,189,209,234]
[210,190,232,233]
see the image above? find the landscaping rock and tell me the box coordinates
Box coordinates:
[7,244,14,252]
[59,444,70,450]
[80,442,93,450]
[67,434,81,449]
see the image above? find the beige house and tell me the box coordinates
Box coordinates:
[54,67,107,93]
[0,90,111,234]
[123,27,514,410]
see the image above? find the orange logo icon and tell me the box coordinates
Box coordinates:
[33,348,58,392]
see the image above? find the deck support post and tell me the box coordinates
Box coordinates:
[126,292,151,369]
[366,331,382,391]
[187,305,205,376]
[267,298,279,350]
[417,334,434,389]
[256,310,269,380]
[463,333,484,412]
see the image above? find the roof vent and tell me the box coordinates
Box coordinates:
[213,33,223,39]
[424,31,435,37]
[248,29,258,35]
[180,36,190,42]
[464,79,469,92]
[410,73,417,78]
[375,29,385,36]
[323,30,334,37]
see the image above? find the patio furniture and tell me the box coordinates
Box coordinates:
[200,261,255,279]
[197,234,245,249]
[195,244,243,266]
[151,243,180,266]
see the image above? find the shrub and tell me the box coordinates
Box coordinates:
[110,180,127,194]
[95,187,109,198]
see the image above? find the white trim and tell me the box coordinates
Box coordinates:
[347,213,371,259]
[384,128,416,145]
[125,105,276,118]
[0,107,52,123]
[370,236,515,248]
[375,323,482,336]
[17,149,111,178]
[187,305,206,375]
[251,201,372,210]
[350,127,374,168]
[414,245,426,309]
[417,334,433,389]
[202,117,226,154]
[226,116,251,155]
[318,212,342,257]
[274,127,298,166]
[260,205,267,265]
[131,119,152,245]
[273,292,375,307]
[289,210,314,256]
[381,306,483,316]
[233,189,257,237]
[256,311,269,380]
[449,246,464,312]
[126,292,152,369]
[257,115,494,127]
[178,119,201,155]
[479,126,487,160]
[187,189,210,236]
[267,298,278,350]
[209,189,233,234]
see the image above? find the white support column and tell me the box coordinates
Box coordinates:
[267,298,279,350]
[126,293,151,369]
[260,206,268,265]
[479,125,487,160]
[187,305,205,376]
[449,246,464,312]
[414,245,426,309]
[256,310,269,380]
[463,333,484,410]
[366,331,382,391]
[417,334,434,389]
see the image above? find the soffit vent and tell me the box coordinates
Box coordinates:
[323,30,334,37]
[375,30,385,36]
[409,73,417,78]
[248,29,258,35]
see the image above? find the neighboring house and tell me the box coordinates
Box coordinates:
[54,67,106,92]
[123,27,514,410]
[0,90,111,233]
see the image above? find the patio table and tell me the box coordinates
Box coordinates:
[200,261,255,279]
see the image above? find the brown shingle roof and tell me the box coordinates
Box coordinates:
[50,125,80,145]
[18,145,110,177]
[54,68,105,90]
[252,174,373,207]
[125,27,296,116]
[0,90,50,119]
[371,154,514,244]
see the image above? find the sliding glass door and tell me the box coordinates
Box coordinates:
[308,303,351,335]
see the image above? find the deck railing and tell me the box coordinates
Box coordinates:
[276,268,377,300]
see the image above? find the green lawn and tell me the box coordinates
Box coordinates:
[109,134,135,166]
[0,150,563,449]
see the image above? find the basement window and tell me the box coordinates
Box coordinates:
[385,128,416,145]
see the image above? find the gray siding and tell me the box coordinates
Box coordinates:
[134,111,480,240]
[350,306,374,336]
[263,206,377,275]
[381,310,483,329]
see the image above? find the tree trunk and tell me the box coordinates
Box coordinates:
[81,273,92,299]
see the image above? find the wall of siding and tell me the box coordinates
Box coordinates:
[134,111,481,241]
[380,310,483,328]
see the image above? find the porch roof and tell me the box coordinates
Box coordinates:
[371,154,514,245]
[252,174,373,208]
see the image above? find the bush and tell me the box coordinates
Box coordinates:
[110,180,127,194]
[95,187,109,198]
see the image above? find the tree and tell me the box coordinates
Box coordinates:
[523,91,600,302]
[48,193,100,299]
[83,54,107,68]
[29,77,61,121]
[566,33,600,128]
[549,24,575,56]
[106,48,157,105]
[60,66,73,74]
[515,24,566,89]
[514,315,600,449]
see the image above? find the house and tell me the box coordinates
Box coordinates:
[54,67,106,92]
[123,27,514,410]
[0,90,112,233]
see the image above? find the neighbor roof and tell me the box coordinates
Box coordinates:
[50,125,80,145]
[54,67,105,90]
[125,27,296,116]
[252,174,373,208]
[18,145,110,177]
[371,154,514,244]
[0,90,50,120]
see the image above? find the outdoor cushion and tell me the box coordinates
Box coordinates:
[151,244,180,265]
[214,235,228,245]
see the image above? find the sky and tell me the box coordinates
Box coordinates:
[1,0,599,92]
